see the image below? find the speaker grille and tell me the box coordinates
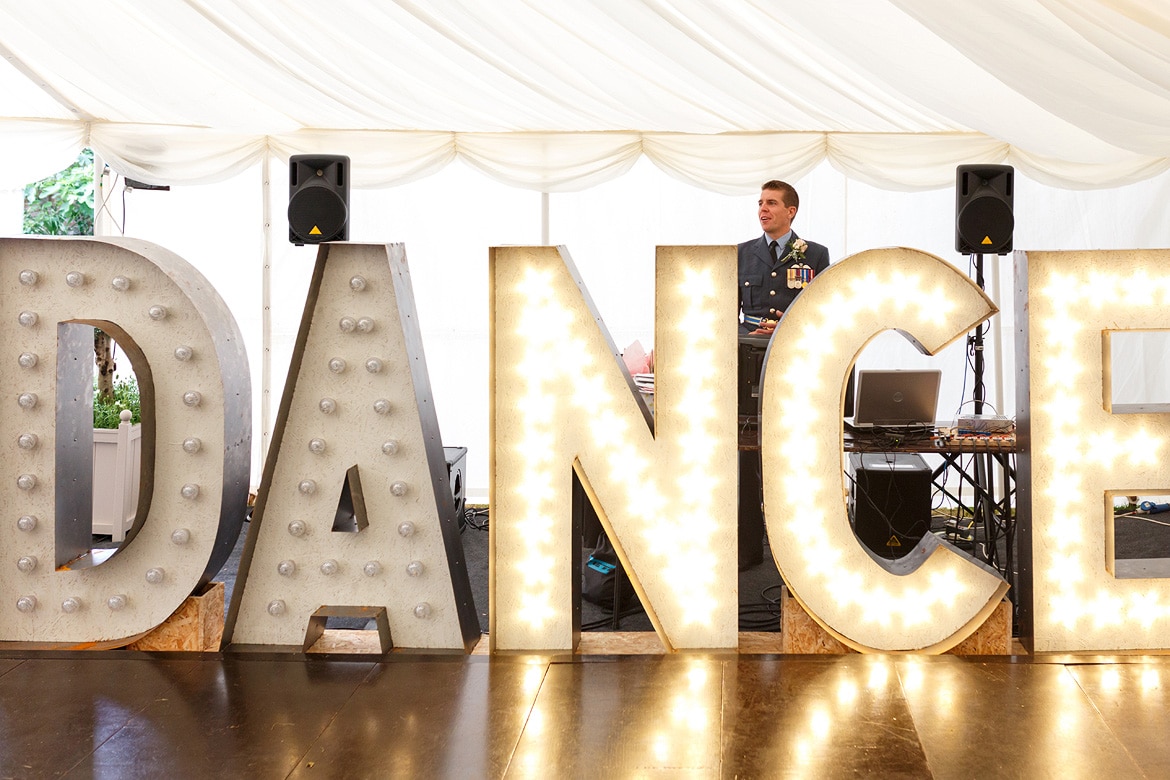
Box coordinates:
[288,186,347,243]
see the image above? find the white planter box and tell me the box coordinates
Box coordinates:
[92,418,141,541]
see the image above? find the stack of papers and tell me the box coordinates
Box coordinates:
[633,373,655,394]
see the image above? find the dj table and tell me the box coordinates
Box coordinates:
[738,416,1018,590]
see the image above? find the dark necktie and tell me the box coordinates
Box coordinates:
[770,240,780,264]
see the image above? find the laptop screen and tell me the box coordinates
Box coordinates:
[849,369,941,427]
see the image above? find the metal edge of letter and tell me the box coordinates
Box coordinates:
[387,243,480,651]
[91,237,251,586]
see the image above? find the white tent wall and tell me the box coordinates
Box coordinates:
[29,154,1162,500]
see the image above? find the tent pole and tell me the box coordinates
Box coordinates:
[260,150,272,480]
[541,192,550,245]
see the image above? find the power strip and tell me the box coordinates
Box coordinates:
[956,414,1014,433]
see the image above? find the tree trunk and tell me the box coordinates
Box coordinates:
[94,328,115,403]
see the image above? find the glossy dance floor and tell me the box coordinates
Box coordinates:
[1,650,1168,778]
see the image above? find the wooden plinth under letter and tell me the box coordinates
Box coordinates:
[128,581,225,651]
[779,587,1013,655]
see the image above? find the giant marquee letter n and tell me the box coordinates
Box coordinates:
[762,247,1010,652]
[0,236,249,645]
[490,246,738,652]
[224,243,479,652]
[1016,249,1170,653]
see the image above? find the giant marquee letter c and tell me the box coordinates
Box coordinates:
[762,247,1009,653]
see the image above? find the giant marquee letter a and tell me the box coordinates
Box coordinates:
[224,243,479,652]
[0,236,249,645]
[762,247,1009,652]
[490,245,738,652]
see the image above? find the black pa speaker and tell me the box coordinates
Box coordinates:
[289,154,349,245]
[955,164,1014,254]
[849,452,931,560]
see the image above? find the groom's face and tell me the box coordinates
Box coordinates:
[758,188,796,239]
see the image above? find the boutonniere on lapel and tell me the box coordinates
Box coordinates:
[783,237,808,263]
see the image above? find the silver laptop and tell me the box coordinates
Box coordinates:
[848,369,941,428]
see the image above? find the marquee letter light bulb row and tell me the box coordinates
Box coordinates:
[0,237,250,644]
[762,247,1009,653]
[1019,249,1170,652]
[490,245,738,652]
[225,243,478,652]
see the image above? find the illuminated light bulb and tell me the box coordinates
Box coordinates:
[17,393,37,410]
[381,440,399,456]
[349,275,367,291]
[18,269,38,286]
[182,391,202,407]
[107,594,127,611]
[328,357,346,373]
[406,560,424,578]
[170,528,191,545]
[320,559,339,576]
[365,357,383,374]
[363,561,382,577]
[308,438,326,454]
[145,567,165,584]
[413,602,432,619]
[277,559,296,577]
[111,275,130,292]
[180,483,200,500]
[18,353,37,369]
[298,479,317,495]
[148,304,168,320]
[16,556,37,573]
[16,595,37,613]
[267,600,286,616]
[65,271,85,287]
[17,311,37,327]
[390,481,408,497]
[287,520,307,537]
[16,474,36,491]
[174,345,193,361]
[373,399,391,415]
[397,521,415,537]
[182,437,202,454]
[61,596,82,613]
[357,317,374,333]
[339,317,356,333]
[319,397,337,414]
[17,433,38,450]
[16,515,37,532]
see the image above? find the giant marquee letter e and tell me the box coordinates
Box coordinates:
[490,246,738,652]
[224,243,479,652]
[0,236,250,645]
[762,247,1009,652]
[1016,249,1170,652]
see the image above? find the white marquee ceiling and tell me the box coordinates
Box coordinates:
[1,0,1168,191]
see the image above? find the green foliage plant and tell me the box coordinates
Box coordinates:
[93,377,141,429]
[23,149,94,236]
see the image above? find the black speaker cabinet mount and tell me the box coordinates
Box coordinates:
[289,154,350,245]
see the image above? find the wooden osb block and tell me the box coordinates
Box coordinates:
[127,581,224,652]
[946,598,1012,655]
[779,587,1013,655]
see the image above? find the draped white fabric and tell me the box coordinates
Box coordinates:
[2,1,1169,192]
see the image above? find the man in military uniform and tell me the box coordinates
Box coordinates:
[738,180,830,335]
